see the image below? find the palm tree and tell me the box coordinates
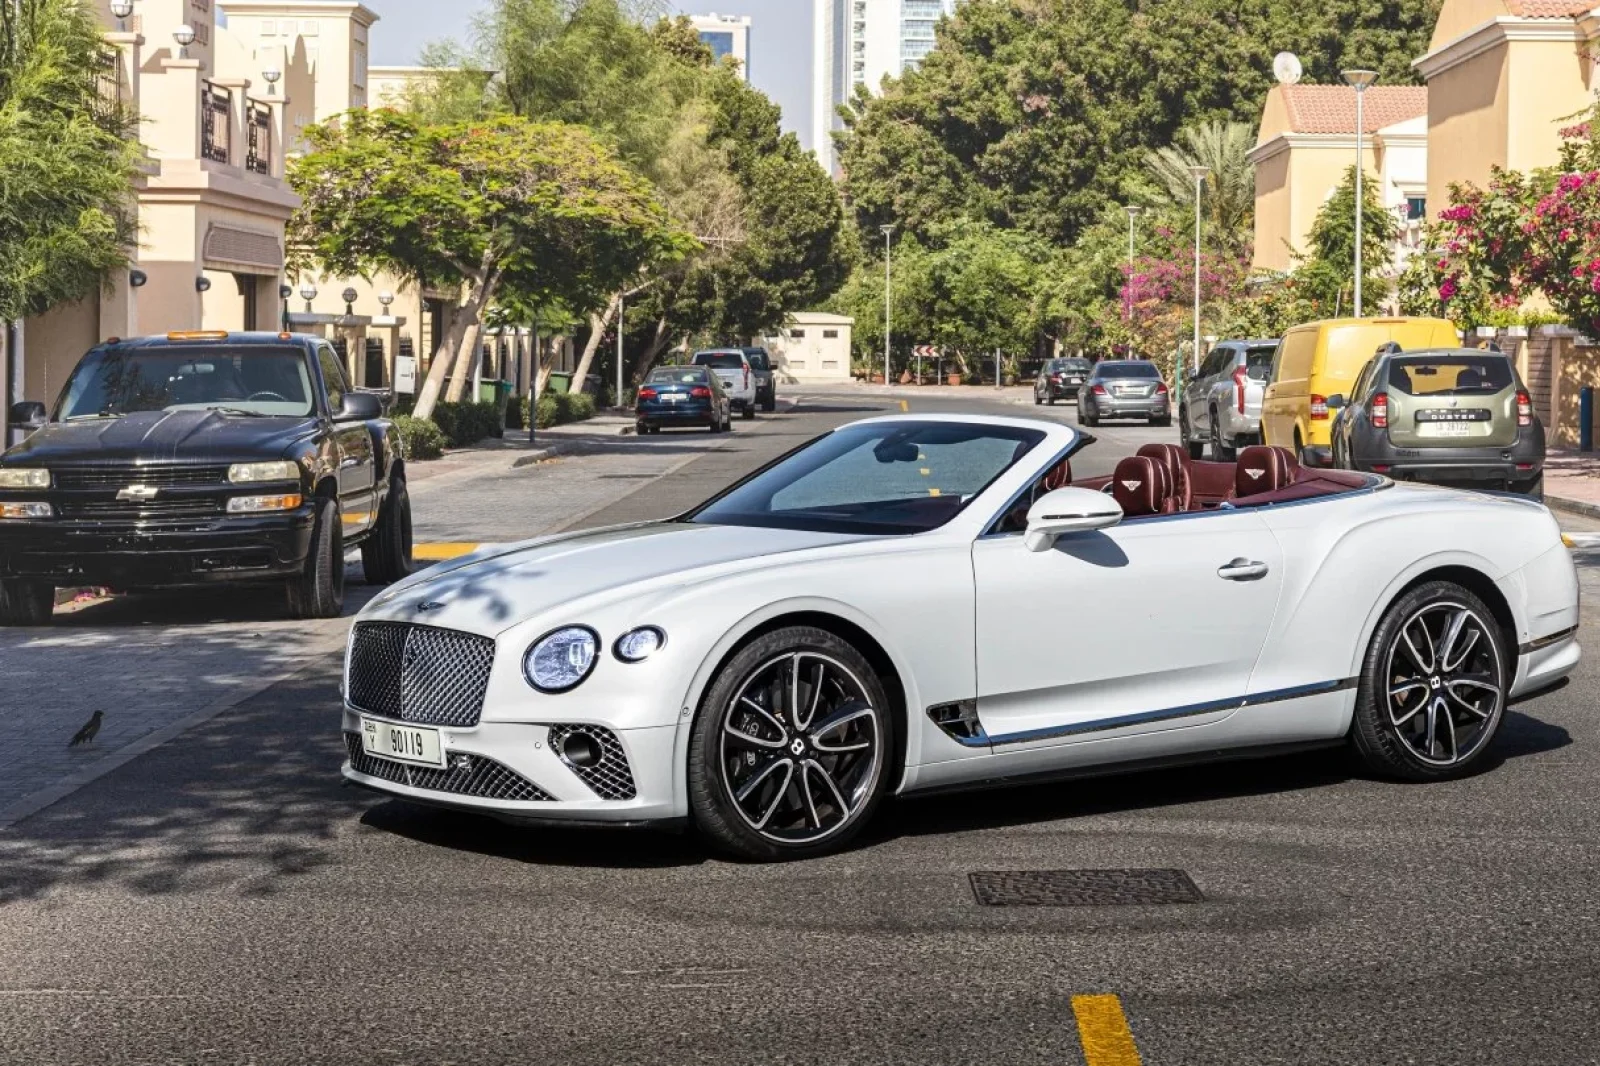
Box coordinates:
[1141,120,1256,257]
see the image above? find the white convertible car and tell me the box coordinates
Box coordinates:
[341,415,1580,860]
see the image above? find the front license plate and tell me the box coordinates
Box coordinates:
[1418,421,1473,438]
[361,717,444,767]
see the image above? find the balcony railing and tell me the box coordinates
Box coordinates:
[201,81,231,164]
[94,49,125,109]
[246,101,271,174]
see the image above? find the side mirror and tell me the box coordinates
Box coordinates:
[1023,487,1123,552]
[1326,394,1347,410]
[333,392,382,422]
[8,401,46,429]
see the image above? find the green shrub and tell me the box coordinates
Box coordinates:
[392,415,444,460]
[430,400,504,447]
[528,390,598,429]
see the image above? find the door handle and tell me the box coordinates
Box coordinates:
[1218,558,1269,581]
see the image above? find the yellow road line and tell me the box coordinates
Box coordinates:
[413,542,481,561]
[899,399,910,412]
[1072,995,1143,1066]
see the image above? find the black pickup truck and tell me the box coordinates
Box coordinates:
[0,331,413,625]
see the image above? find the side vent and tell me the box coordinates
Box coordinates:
[927,700,988,745]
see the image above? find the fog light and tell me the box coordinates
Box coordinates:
[0,501,51,519]
[559,731,603,768]
[614,625,666,663]
[227,493,302,513]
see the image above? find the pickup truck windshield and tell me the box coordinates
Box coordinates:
[692,352,746,370]
[57,346,317,420]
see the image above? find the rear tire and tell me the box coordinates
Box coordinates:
[0,579,54,626]
[1047,394,1056,406]
[708,418,721,434]
[1034,391,1043,406]
[1349,581,1508,782]
[762,394,776,413]
[1513,473,1544,500]
[287,497,345,620]
[360,477,413,585]
[1210,410,1235,461]
[742,404,755,420]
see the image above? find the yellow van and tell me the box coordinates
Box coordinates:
[1261,317,1460,456]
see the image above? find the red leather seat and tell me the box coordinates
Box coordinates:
[1137,443,1193,511]
[1111,456,1173,518]
[1233,445,1295,498]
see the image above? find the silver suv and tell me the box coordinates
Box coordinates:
[1179,339,1277,460]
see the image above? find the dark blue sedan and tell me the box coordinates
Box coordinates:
[635,366,733,434]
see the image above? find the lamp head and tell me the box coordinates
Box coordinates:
[110,0,133,19]
[299,283,317,302]
[174,24,196,47]
[378,290,394,308]
[1342,69,1378,90]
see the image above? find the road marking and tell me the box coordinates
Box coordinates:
[1565,532,1600,549]
[413,542,481,561]
[899,399,910,412]
[1072,994,1143,1066]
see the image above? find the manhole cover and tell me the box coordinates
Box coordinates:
[969,869,1202,906]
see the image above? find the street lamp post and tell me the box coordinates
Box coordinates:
[1123,206,1141,322]
[616,295,625,409]
[881,224,895,385]
[1186,165,1210,413]
[1343,69,1378,318]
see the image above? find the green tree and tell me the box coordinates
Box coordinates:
[287,109,689,419]
[0,0,139,324]
[1292,166,1400,315]
[1138,120,1256,258]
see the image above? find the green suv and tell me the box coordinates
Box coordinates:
[1327,346,1545,496]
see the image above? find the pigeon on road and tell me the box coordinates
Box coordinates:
[68,711,103,748]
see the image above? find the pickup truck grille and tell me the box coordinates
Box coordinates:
[57,498,224,520]
[55,464,229,488]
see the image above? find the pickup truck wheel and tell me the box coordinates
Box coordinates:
[287,497,345,619]
[741,404,755,420]
[361,477,414,585]
[0,579,54,626]
[762,395,776,412]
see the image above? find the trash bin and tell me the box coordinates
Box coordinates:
[477,379,512,437]
[546,372,574,395]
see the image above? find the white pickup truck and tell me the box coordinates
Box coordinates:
[691,349,757,420]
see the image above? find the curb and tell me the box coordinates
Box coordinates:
[1545,494,1600,521]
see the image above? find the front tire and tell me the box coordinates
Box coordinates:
[1513,472,1544,500]
[688,626,896,861]
[287,497,345,619]
[1210,410,1235,461]
[0,579,53,626]
[1180,410,1204,459]
[1349,581,1508,781]
[360,477,413,585]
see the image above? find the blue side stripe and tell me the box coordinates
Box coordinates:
[941,677,1358,749]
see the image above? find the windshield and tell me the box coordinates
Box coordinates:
[690,420,1045,535]
[692,351,745,370]
[1387,355,1514,396]
[647,368,710,384]
[1245,346,1276,381]
[56,346,316,420]
[1047,359,1088,373]
[1094,362,1160,379]
[743,349,770,370]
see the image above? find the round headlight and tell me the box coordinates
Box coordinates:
[614,626,666,663]
[523,626,599,693]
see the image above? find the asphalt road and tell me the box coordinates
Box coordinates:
[2,390,1596,1066]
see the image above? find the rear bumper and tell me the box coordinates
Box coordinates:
[1043,380,1084,399]
[1352,428,1544,485]
[0,508,315,588]
[1087,395,1170,418]
[636,401,715,425]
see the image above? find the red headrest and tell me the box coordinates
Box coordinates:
[1234,445,1295,497]
[1112,456,1168,517]
[1137,442,1193,510]
[1038,456,1073,493]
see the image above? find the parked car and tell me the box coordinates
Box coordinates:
[1076,360,1171,426]
[1180,339,1278,460]
[690,349,757,419]
[1328,346,1545,496]
[1033,357,1091,405]
[635,366,732,435]
[742,347,778,412]
[339,414,1578,861]
[1262,316,1458,461]
[0,331,412,625]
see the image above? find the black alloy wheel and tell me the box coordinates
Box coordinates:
[689,626,894,861]
[1350,581,1508,781]
[360,476,413,585]
[287,497,345,619]
[0,578,54,626]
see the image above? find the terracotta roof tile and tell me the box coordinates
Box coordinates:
[1504,1,1594,17]
[1279,85,1429,134]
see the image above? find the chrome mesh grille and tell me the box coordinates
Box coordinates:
[546,725,637,800]
[347,622,494,728]
[344,733,552,802]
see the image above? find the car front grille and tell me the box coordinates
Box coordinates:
[546,725,637,800]
[343,733,552,802]
[57,498,224,520]
[54,464,230,488]
[347,622,495,728]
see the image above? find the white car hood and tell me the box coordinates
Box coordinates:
[359,522,872,636]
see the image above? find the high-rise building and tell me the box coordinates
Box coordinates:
[812,0,956,175]
[690,13,752,82]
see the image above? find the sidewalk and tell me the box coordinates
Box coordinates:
[1545,448,1600,518]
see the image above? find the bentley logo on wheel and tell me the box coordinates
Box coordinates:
[116,484,159,501]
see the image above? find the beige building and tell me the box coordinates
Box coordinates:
[762,312,854,384]
[1415,0,1600,215]
[1249,84,1430,280]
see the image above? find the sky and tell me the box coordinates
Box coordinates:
[364,0,817,151]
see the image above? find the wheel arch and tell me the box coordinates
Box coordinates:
[1348,558,1520,684]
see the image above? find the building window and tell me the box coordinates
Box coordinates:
[822,360,839,370]
[791,360,807,369]
[790,328,806,339]
[823,329,839,339]
[301,19,318,35]
[260,19,276,35]
[699,31,736,61]
[1406,196,1426,221]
